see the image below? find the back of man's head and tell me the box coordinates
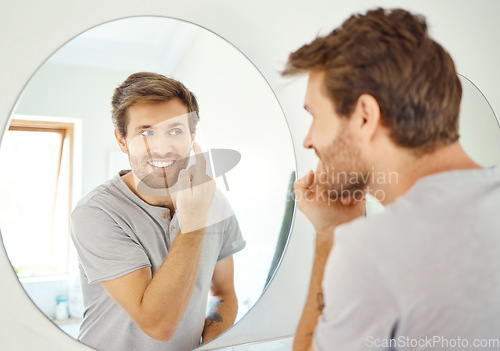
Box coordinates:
[283,8,462,156]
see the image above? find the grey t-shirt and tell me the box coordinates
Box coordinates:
[314,166,500,351]
[71,171,246,351]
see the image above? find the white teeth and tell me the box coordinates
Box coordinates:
[148,160,175,168]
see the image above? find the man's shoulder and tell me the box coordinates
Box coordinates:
[334,207,390,245]
[206,188,234,223]
[73,174,127,216]
[335,166,500,260]
[212,187,231,207]
[332,193,423,262]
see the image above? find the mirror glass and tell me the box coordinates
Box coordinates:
[0,16,296,346]
[457,74,500,166]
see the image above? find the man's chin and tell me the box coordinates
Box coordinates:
[324,183,366,201]
[136,175,179,196]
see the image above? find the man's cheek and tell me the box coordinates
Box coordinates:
[127,134,150,152]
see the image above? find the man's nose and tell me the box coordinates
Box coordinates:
[303,127,314,149]
[145,134,180,154]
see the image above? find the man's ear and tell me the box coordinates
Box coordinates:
[114,129,128,153]
[353,94,382,143]
[190,132,196,144]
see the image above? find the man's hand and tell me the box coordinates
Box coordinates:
[294,162,366,236]
[170,141,216,234]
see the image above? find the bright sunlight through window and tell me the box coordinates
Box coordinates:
[0,119,74,278]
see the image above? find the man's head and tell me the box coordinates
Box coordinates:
[112,72,200,137]
[112,73,199,189]
[283,8,462,198]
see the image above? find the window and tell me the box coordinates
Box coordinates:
[0,118,75,278]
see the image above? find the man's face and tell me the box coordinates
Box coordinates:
[117,99,195,190]
[303,71,368,198]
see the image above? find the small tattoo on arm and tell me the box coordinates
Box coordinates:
[317,292,324,311]
[206,312,223,327]
[206,299,224,327]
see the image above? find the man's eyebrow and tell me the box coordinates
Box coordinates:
[134,124,152,132]
[134,121,186,132]
[167,122,185,128]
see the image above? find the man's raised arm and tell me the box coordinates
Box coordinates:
[102,142,216,341]
[292,168,365,351]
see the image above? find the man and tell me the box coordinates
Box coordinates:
[283,8,500,351]
[71,72,246,351]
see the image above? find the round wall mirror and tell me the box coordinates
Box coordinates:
[0,16,296,349]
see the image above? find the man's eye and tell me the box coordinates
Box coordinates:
[170,129,182,136]
[140,130,153,136]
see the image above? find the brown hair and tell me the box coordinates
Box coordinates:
[112,72,200,137]
[283,8,462,156]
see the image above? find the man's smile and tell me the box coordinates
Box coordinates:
[147,160,176,168]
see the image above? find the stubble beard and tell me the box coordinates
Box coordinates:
[128,153,190,190]
[320,131,369,199]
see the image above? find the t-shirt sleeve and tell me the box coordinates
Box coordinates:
[313,229,399,351]
[71,205,151,284]
[218,213,246,261]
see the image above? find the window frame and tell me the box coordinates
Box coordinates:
[2,116,80,280]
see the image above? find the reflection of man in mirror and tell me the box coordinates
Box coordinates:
[71,72,246,351]
[284,8,500,351]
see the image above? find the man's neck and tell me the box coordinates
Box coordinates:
[374,142,482,206]
[121,171,175,213]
